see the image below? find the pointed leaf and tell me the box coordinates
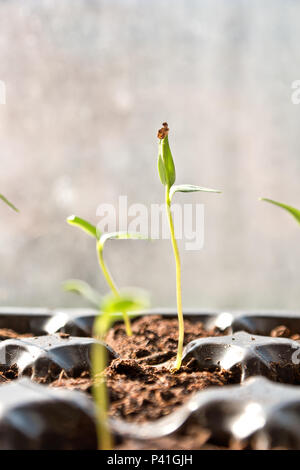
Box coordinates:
[260,198,300,225]
[63,279,103,308]
[170,184,222,200]
[0,194,19,212]
[67,215,99,239]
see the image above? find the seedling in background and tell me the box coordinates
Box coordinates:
[65,284,148,450]
[260,198,300,225]
[157,122,221,371]
[63,278,142,325]
[0,194,18,212]
[66,215,146,335]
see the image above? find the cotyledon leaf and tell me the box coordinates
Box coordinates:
[170,184,222,201]
[67,215,99,239]
[98,231,149,249]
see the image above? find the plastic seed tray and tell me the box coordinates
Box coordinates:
[0,378,97,449]
[0,334,117,380]
[0,308,300,449]
[181,331,300,382]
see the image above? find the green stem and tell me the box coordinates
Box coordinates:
[92,315,113,450]
[165,186,184,371]
[97,244,132,336]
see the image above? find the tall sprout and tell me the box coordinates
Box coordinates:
[157,123,221,370]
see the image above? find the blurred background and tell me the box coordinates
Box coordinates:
[0,0,300,310]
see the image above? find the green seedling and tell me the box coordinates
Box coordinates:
[65,280,149,450]
[63,278,141,323]
[157,122,221,371]
[67,215,146,335]
[0,194,18,212]
[260,198,300,225]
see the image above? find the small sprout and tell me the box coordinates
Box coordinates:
[92,289,149,450]
[260,198,300,225]
[157,123,221,371]
[66,215,147,335]
[0,194,19,212]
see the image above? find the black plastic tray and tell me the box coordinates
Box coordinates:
[1,308,300,449]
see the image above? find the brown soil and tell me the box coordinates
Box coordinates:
[270,325,300,340]
[270,361,300,384]
[50,358,236,423]
[50,370,92,392]
[0,328,33,340]
[105,357,236,422]
[52,315,235,423]
[104,315,236,422]
[0,364,18,383]
[105,314,222,363]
